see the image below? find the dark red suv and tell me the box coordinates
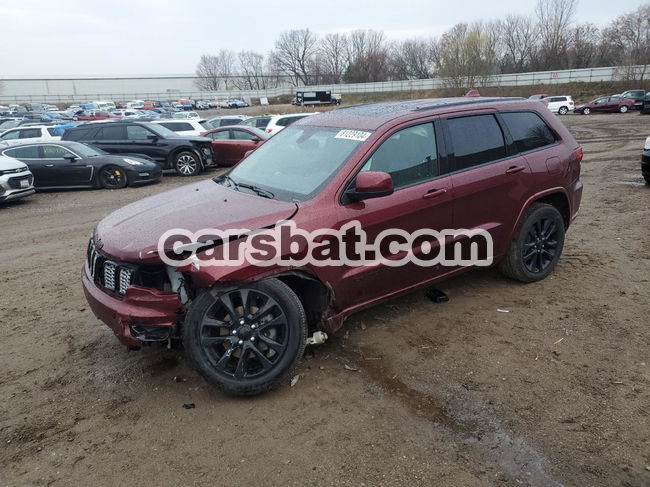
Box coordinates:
[83,97,583,395]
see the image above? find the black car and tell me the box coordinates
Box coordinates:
[62,121,216,176]
[641,93,650,115]
[619,89,646,110]
[0,141,162,189]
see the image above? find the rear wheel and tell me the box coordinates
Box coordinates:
[99,165,127,189]
[499,203,565,283]
[582,107,591,115]
[558,106,568,115]
[619,105,629,113]
[174,151,200,176]
[183,279,307,396]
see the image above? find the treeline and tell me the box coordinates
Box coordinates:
[196,0,650,90]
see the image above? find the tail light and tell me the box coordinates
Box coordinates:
[569,101,574,105]
[266,128,272,133]
[574,147,583,163]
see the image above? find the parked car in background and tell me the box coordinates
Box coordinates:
[545,96,574,115]
[1,141,161,189]
[109,109,140,118]
[82,97,583,395]
[195,101,210,110]
[76,110,118,121]
[126,100,145,109]
[293,90,337,106]
[93,101,116,111]
[205,115,250,129]
[265,113,317,135]
[642,136,650,184]
[152,119,210,136]
[0,119,21,131]
[0,154,35,202]
[618,89,646,110]
[222,99,249,109]
[641,93,650,115]
[178,99,195,110]
[238,116,272,130]
[62,121,216,176]
[574,96,635,114]
[0,125,62,146]
[199,126,269,166]
[173,111,201,120]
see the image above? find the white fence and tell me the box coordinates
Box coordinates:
[0,65,647,105]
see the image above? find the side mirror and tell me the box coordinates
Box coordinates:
[250,135,261,143]
[64,154,77,162]
[346,171,394,202]
[147,134,158,141]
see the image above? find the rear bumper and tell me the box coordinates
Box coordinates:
[82,264,183,347]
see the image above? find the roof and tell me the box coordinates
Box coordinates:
[298,97,526,130]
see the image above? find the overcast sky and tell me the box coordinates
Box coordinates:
[0,0,645,77]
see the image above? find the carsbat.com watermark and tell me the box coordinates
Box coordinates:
[158,220,494,269]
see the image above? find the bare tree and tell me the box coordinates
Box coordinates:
[566,24,600,68]
[194,50,236,91]
[391,38,437,79]
[317,33,348,83]
[271,29,319,85]
[534,0,578,70]
[344,30,391,82]
[497,15,537,73]
[436,23,498,87]
[195,54,221,91]
[603,4,650,79]
[236,51,268,90]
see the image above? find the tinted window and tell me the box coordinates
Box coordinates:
[220,118,242,126]
[277,116,304,127]
[42,145,75,158]
[47,128,58,136]
[501,112,557,153]
[209,130,230,140]
[0,130,20,140]
[232,129,253,140]
[361,123,438,188]
[4,145,41,158]
[126,125,152,140]
[19,129,41,139]
[447,115,506,170]
[159,122,192,132]
[96,125,125,140]
[64,127,95,141]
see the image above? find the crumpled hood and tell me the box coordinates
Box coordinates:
[95,179,298,262]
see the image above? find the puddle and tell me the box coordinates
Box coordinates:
[338,343,565,486]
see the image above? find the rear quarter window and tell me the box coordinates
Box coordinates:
[64,127,95,141]
[501,112,557,153]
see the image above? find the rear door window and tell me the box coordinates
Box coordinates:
[232,129,253,140]
[126,125,152,140]
[4,145,41,158]
[446,115,506,170]
[501,112,557,153]
[96,125,125,140]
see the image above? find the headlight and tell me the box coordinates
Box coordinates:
[123,157,145,166]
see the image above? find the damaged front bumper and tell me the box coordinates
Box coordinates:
[82,264,184,347]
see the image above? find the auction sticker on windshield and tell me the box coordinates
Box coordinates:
[334,129,372,141]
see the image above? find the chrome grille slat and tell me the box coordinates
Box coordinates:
[87,240,136,296]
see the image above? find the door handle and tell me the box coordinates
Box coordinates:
[505,165,526,175]
[423,188,447,199]
[45,164,54,167]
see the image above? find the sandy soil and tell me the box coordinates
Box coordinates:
[0,112,649,487]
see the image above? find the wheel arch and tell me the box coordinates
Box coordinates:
[168,145,202,167]
[512,189,571,239]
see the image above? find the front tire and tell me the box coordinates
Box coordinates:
[499,203,565,283]
[99,165,127,189]
[174,151,201,176]
[619,105,628,113]
[183,279,307,396]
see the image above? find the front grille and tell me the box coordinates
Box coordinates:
[87,240,137,296]
[7,174,33,189]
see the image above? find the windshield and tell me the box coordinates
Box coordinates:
[147,123,178,137]
[223,125,367,202]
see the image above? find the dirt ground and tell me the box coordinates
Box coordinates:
[1,112,649,487]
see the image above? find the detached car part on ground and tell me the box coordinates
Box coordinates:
[62,121,216,176]
[0,154,35,202]
[83,97,583,396]
[1,141,161,189]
